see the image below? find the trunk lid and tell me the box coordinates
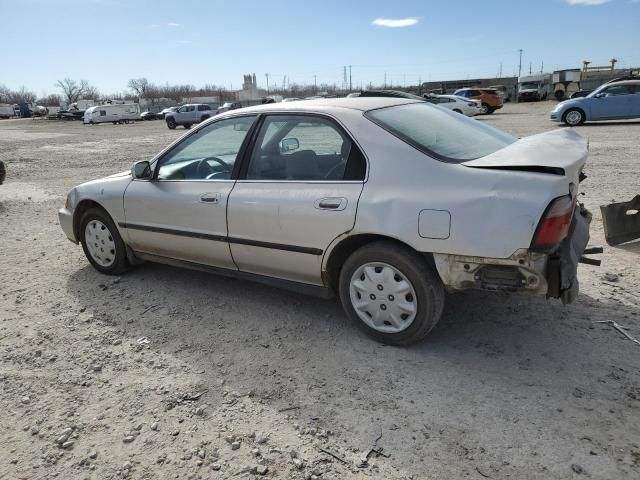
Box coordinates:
[462,129,587,182]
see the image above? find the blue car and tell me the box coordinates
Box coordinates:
[550,80,640,126]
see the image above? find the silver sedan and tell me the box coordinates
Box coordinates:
[59,98,592,345]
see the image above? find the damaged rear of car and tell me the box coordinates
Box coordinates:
[358,102,592,307]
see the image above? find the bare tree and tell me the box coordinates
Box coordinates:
[79,80,100,100]
[37,93,62,107]
[0,84,11,103]
[56,78,82,104]
[10,86,37,104]
[127,78,152,99]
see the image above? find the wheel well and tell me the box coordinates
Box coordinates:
[325,234,434,293]
[73,199,106,240]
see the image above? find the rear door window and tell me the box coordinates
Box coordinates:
[246,115,365,181]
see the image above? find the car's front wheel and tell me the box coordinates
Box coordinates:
[563,108,585,126]
[339,241,445,345]
[80,207,131,275]
[166,117,176,129]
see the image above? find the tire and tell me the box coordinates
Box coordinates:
[112,121,117,125]
[554,90,565,101]
[79,207,131,275]
[200,115,209,123]
[166,117,176,129]
[338,241,445,345]
[184,124,191,129]
[480,103,490,115]
[562,108,585,126]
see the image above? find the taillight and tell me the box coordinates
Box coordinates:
[531,195,575,252]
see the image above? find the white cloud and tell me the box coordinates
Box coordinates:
[372,18,418,28]
[566,0,611,5]
[167,22,182,27]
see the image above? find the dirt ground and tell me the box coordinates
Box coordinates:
[1,102,639,480]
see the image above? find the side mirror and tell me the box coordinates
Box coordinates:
[595,93,605,98]
[279,137,300,154]
[132,160,152,179]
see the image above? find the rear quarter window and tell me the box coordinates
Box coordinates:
[365,102,515,163]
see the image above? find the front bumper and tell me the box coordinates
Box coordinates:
[550,112,561,122]
[58,207,77,243]
[545,205,591,304]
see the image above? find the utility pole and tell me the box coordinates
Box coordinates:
[540,61,544,73]
[529,62,532,75]
[348,65,352,92]
[517,49,523,104]
[384,72,387,88]
[518,49,523,78]
[265,73,270,94]
[499,62,503,78]
[313,75,317,93]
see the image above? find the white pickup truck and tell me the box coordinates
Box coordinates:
[165,104,214,129]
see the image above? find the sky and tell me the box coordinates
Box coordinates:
[2,0,639,96]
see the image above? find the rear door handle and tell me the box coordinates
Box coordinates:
[315,197,347,211]
[200,193,220,204]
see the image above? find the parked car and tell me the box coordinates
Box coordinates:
[158,106,179,119]
[453,88,504,114]
[282,97,302,102]
[140,111,158,121]
[550,80,640,126]
[0,160,5,184]
[59,97,591,345]
[216,102,242,115]
[424,94,482,116]
[165,104,214,129]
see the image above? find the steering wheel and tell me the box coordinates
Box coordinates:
[196,157,230,179]
[325,161,346,180]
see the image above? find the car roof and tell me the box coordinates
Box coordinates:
[224,97,420,116]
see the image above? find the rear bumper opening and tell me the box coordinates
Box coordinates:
[432,206,592,302]
[432,250,549,296]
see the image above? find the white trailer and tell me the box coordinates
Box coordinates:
[0,104,13,119]
[84,104,140,124]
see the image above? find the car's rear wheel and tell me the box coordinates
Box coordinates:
[200,115,209,122]
[166,117,176,129]
[480,103,490,114]
[184,124,191,129]
[80,207,131,275]
[563,108,585,126]
[339,241,445,345]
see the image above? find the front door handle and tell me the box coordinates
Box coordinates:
[315,197,347,211]
[200,193,220,204]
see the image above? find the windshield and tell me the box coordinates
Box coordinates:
[520,82,539,90]
[365,102,515,163]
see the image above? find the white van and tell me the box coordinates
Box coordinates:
[84,104,140,124]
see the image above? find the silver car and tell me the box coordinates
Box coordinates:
[59,98,592,345]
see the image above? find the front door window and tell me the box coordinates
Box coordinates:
[156,116,256,181]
